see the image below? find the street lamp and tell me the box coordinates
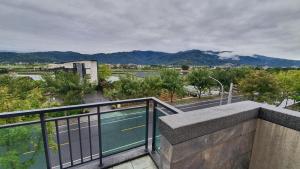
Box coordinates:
[209,76,224,105]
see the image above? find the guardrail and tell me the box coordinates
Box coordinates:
[0,97,180,169]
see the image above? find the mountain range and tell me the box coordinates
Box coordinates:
[0,50,299,67]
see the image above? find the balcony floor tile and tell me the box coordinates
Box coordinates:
[110,156,157,169]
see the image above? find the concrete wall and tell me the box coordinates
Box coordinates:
[160,120,257,169]
[158,101,300,169]
[249,119,300,169]
[84,61,98,85]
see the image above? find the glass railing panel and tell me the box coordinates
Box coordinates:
[0,123,47,169]
[154,108,167,152]
[101,107,146,156]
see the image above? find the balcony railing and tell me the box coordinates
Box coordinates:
[0,97,182,169]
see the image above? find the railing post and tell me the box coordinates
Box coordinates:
[40,113,51,169]
[152,101,157,152]
[97,106,103,166]
[145,100,150,152]
[66,118,74,166]
[55,120,63,168]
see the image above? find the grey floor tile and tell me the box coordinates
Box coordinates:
[131,156,157,169]
[113,161,134,169]
[144,166,157,169]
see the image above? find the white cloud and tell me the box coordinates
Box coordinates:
[219,52,241,60]
[0,0,299,60]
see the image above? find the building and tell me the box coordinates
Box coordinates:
[48,60,98,84]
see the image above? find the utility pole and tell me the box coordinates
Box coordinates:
[227,83,233,104]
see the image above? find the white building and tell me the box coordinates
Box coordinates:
[48,60,98,84]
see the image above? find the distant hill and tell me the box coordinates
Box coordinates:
[0,50,299,67]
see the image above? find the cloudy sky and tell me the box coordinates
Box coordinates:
[0,0,299,59]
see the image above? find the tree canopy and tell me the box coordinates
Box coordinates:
[140,76,162,97]
[187,69,213,98]
[98,64,112,81]
[160,69,184,102]
[0,75,56,169]
[43,71,93,105]
[239,70,280,104]
[276,70,300,105]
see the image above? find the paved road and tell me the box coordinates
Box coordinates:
[21,96,243,168]
[176,96,243,112]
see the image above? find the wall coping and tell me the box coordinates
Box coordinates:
[159,101,300,145]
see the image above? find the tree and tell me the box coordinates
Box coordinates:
[211,67,251,92]
[276,71,295,106]
[98,64,112,81]
[276,70,300,105]
[0,76,40,100]
[238,70,280,104]
[187,69,213,98]
[181,65,190,70]
[0,76,56,169]
[0,125,43,169]
[140,76,162,97]
[160,69,184,102]
[0,68,8,74]
[230,67,252,84]
[288,71,300,102]
[98,64,113,91]
[114,75,142,99]
[212,69,233,91]
[294,74,300,102]
[0,76,55,117]
[43,71,93,105]
[104,75,162,100]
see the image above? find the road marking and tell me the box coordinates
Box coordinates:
[48,142,69,149]
[59,142,69,146]
[58,116,143,134]
[121,124,145,132]
[180,97,241,108]
[52,154,100,169]
[23,150,35,155]
[179,98,241,110]
[176,96,241,108]
[23,142,70,155]
[58,111,145,128]
[102,116,143,125]
[102,140,145,154]
[102,111,144,119]
[179,101,222,110]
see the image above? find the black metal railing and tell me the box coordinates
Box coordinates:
[0,97,181,169]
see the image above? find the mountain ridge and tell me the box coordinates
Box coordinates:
[0,50,299,67]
